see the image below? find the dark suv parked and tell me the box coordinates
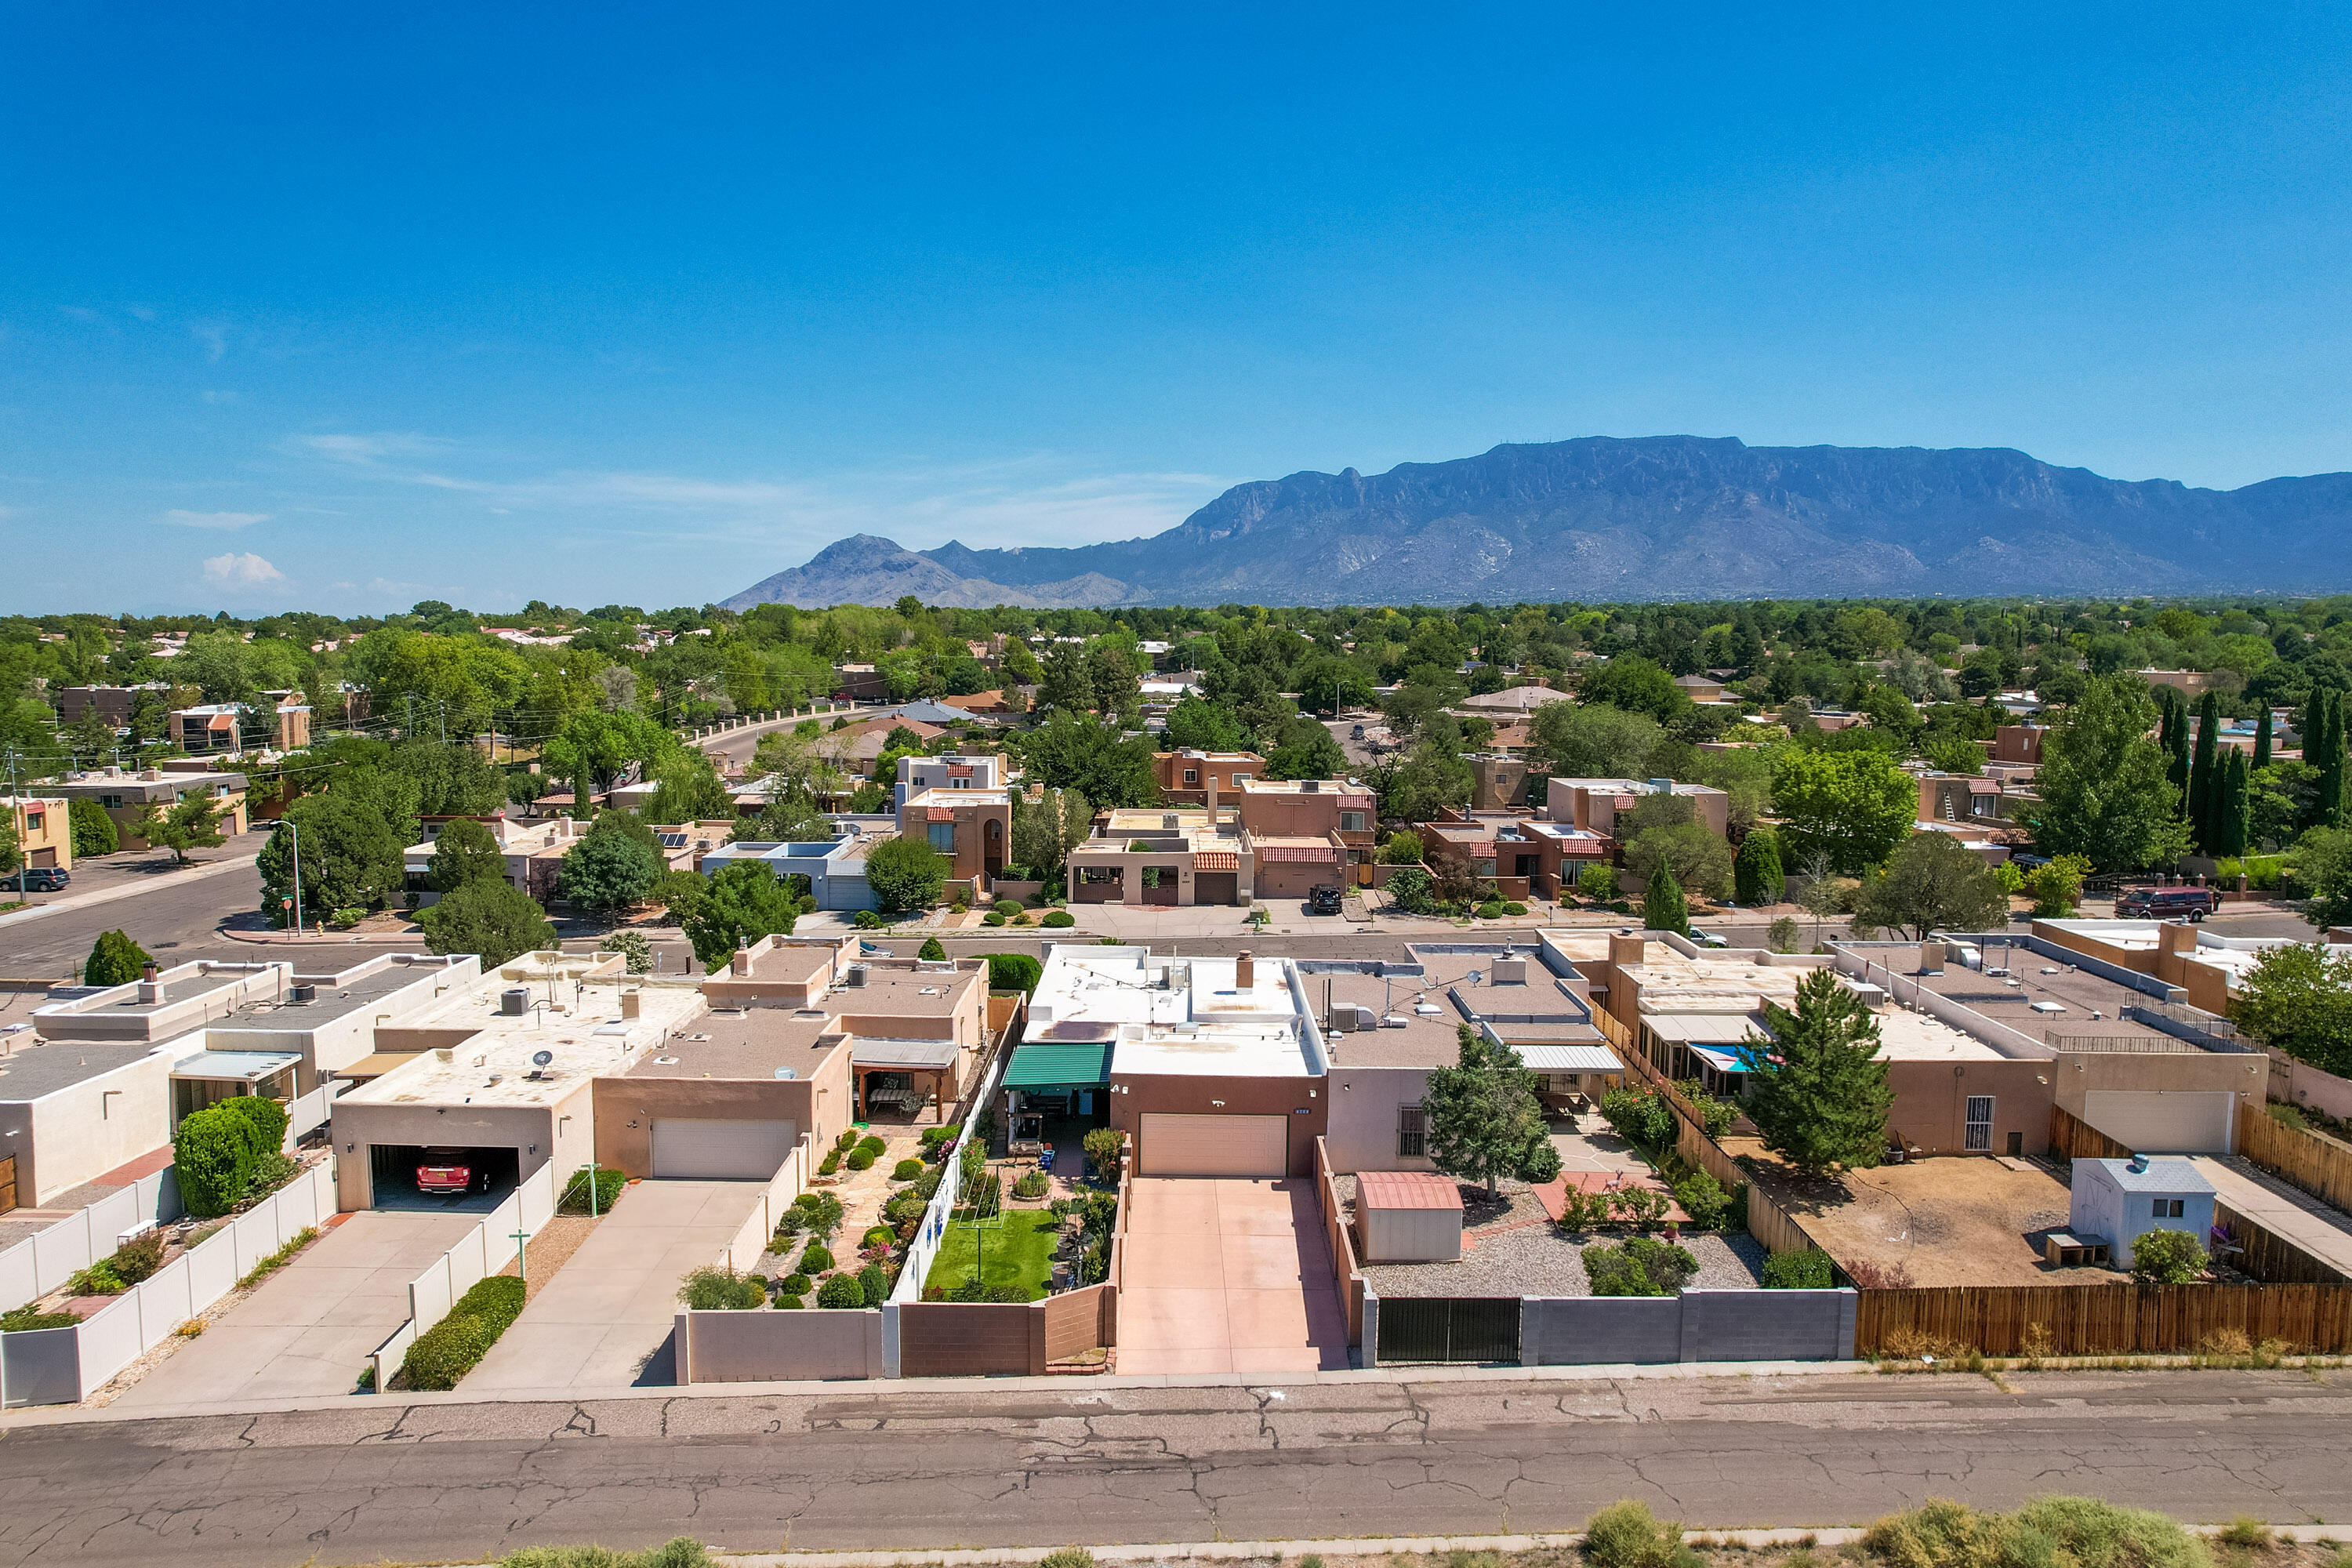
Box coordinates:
[13,866,68,892]
[2114,885,2218,921]
[1306,884,1345,915]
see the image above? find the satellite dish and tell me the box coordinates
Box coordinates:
[774,1066,797,1080]
[531,1050,554,1068]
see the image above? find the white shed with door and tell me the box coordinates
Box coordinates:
[649,1118,797,1180]
[1356,1169,1464,1262]
[2070,1154,2216,1268]
[1138,1112,1287,1177]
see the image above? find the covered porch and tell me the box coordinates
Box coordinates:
[851,1036,961,1125]
[997,1036,1114,1158]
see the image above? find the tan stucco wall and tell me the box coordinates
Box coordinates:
[592,1077,818,1178]
[6,1053,175,1205]
[2051,1049,2269,1119]
[1885,1058,2053,1156]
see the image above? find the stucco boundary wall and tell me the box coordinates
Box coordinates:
[2267,1050,2352,1123]
[677,1305,886,1382]
[713,1134,818,1274]
[0,1167,182,1315]
[2,1160,336,1407]
[369,1163,559,1390]
[1312,1137,1367,1345]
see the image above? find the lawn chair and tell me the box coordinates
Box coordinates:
[1037,1145,1057,1174]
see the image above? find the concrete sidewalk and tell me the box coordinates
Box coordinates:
[459,1178,768,1392]
[2196,1154,2352,1276]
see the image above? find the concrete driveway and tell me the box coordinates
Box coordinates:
[116,1209,477,1407]
[1116,1176,1350,1376]
[459,1179,768,1393]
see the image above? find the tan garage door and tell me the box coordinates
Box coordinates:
[650,1118,798,1180]
[2082,1091,2236,1154]
[1140,1113,1288,1177]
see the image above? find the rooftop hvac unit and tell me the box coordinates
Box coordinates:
[289,983,318,1004]
[500,987,531,1016]
[845,964,867,989]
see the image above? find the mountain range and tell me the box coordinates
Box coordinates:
[722,436,2352,610]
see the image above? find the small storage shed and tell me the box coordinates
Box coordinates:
[1356,1171,1465,1262]
[2069,1153,2216,1269]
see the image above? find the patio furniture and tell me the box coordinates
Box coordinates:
[1037,1145,1057,1173]
[1008,1138,1045,1160]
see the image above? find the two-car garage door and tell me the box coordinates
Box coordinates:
[650,1118,798,1180]
[1140,1113,1287,1177]
[2082,1091,2235,1154]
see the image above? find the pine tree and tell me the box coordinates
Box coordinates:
[2165,690,2190,808]
[1733,828,1784,906]
[1641,859,1689,937]
[2215,750,2251,860]
[2321,691,2347,831]
[1744,969,1895,1176]
[2254,704,2274,770]
[83,928,154,987]
[1422,1025,1559,1197]
[2188,691,2220,850]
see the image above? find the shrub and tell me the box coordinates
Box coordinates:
[982,953,1043,994]
[1766,915,1804,953]
[780,1272,812,1297]
[817,1152,840,1175]
[921,1122,962,1150]
[560,1165,627,1215]
[1503,901,1528,916]
[856,1134,887,1156]
[854,909,883,929]
[919,936,947,961]
[69,1259,128,1295]
[1083,1125,1126,1177]
[82,928,153,987]
[1582,1499,1688,1568]
[1862,1497,2205,1568]
[883,1189,927,1225]
[1583,1236,1698,1297]
[816,1272,866,1308]
[0,1308,82,1332]
[1013,1170,1050,1200]
[916,1166,945,1200]
[243,1150,299,1201]
[892,1158,925,1181]
[402,1274,526,1389]
[846,1151,877,1171]
[1385,865,1437,913]
[1040,909,1075,927]
[1039,1552,1096,1568]
[2130,1227,2208,1285]
[1475,900,1506,920]
[107,1229,167,1285]
[858,1261,889,1305]
[220,1092,291,1155]
[836,1129,860,1152]
[173,1103,258,1218]
[1379,832,1424,866]
[799,1244,835,1273]
[1577,863,1620,903]
[1762,1249,1835,1289]
[772,1294,804,1309]
[983,912,1005,926]
[1842,1257,1917,1290]
[677,1266,767,1311]
[861,1224,896,1249]
[1669,1170,1730,1230]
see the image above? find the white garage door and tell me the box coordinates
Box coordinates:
[1140,1113,1288,1177]
[2082,1091,2236,1154]
[650,1118,798,1180]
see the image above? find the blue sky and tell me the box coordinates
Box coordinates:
[4,2,2348,615]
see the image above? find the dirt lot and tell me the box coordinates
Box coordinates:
[1738,1142,2114,1287]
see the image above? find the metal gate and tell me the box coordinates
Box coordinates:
[1376,1297,1521,1364]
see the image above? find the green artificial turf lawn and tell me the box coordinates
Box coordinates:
[923,1207,1058,1301]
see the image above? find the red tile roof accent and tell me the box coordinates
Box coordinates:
[927,807,956,822]
[1192,851,1239,871]
[1356,1171,1462,1211]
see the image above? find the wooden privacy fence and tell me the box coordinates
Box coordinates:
[1856,1283,2352,1357]
[2237,1102,2352,1214]
[2049,1103,2133,1161]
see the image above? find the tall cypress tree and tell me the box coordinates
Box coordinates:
[2165,690,2191,808]
[2216,750,2251,860]
[2253,704,2274,770]
[2321,691,2347,830]
[2188,690,2220,850]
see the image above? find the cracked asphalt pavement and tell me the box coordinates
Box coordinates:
[3,1369,2350,1566]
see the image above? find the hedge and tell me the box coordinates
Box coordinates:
[560,1165,627,1214]
[220,1093,290,1155]
[402,1275,527,1390]
[891,1158,924,1181]
[1040,910,1075,928]
[1761,1249,1835,1290]
[816,1272,866,1308]
[172,1105,258,1218]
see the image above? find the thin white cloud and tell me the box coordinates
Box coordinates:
[201,551,286,587]
[168,509,270,531]
[188,321,229,363]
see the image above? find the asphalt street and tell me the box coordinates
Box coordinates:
[1,1367,2348,1566]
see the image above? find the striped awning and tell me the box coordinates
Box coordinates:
[1192,850,1239,871]
[1261,845,1336,863]
[927,806,956,822]
[1334,793,1372,808]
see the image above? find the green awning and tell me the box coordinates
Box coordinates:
[1003,1041,1114,1091]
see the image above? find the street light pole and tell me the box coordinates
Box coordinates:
[274,818,301,937]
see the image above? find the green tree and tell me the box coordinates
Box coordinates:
[1578,656,1690,724]
[2024,676,2192,871]
[2129,1227,2207,1285]
[557,816,663,916]
[865,836,949,913]
[1019,710,1159,808]
[1771,747,1918,875]
[1264,717,1345,780]
[426,817,507,894]
[1744,968,1894,1176]
[419,879,557,967]
[542,708,678,818]
[2229,942,2352,1075]
[259,793,406,924]
[83,928,153,986]
[1529,702,1661,779]
[67,799,118,858]
[1734,827,1784,906]
[1624,822,1731,902]
[599,929,655,974]
[136,796,224,865]
[2187,690,2220,849]
[2255,704,2274,769]
[2298,826,2352,931]
[1362,742,1472,823]
[1850,832,2008,940]
[2025,852,2092,916]
[172,1104,257,1219]
[2319,691,2347,830]
[1162,694,1253,753]
[980,953,1043,993]
[2213,750,2251,860]
[645,750,737,822]
[682,862,798,964]
[1641,861,1689,935]
[1421,1025,1560,1198]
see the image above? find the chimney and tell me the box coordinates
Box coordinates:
[620,989,642,1020]
[1608,933,1646,968]
[1491,956,1528,985]
[2162,921,2198,956]
[1236,950,1254,989]
[731,943,753,976]
[1206,772,1218,814]
[1918,941,1946,975]
[136,961,162,1004]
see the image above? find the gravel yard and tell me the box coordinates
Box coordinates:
[1337,1173,1765,1299]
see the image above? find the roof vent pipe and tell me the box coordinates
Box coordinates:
[1236,950,1254,990]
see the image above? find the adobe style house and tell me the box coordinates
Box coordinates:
[49,765,249,847]
[1235,777,1374,877]
[1153,750,1264,805]
[1,796,74,870]
[895,753,1014,884]
[1545,776,1730,840]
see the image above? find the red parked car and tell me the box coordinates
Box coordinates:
[416,1148,488,1194]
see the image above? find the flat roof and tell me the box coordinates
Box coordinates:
[343,980,706,1107]
[1111,1024,1316,1079]
[173,1049,301,1083]
[1896,946,2180,1050]
[851,1036,960,1070]
[0,1040,162,1100]
[622,1008,840,1080]
[832,964,981,1016]
[1870,1007,2006,1062]
[213,962,439,1029]
[746,943,840,988]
